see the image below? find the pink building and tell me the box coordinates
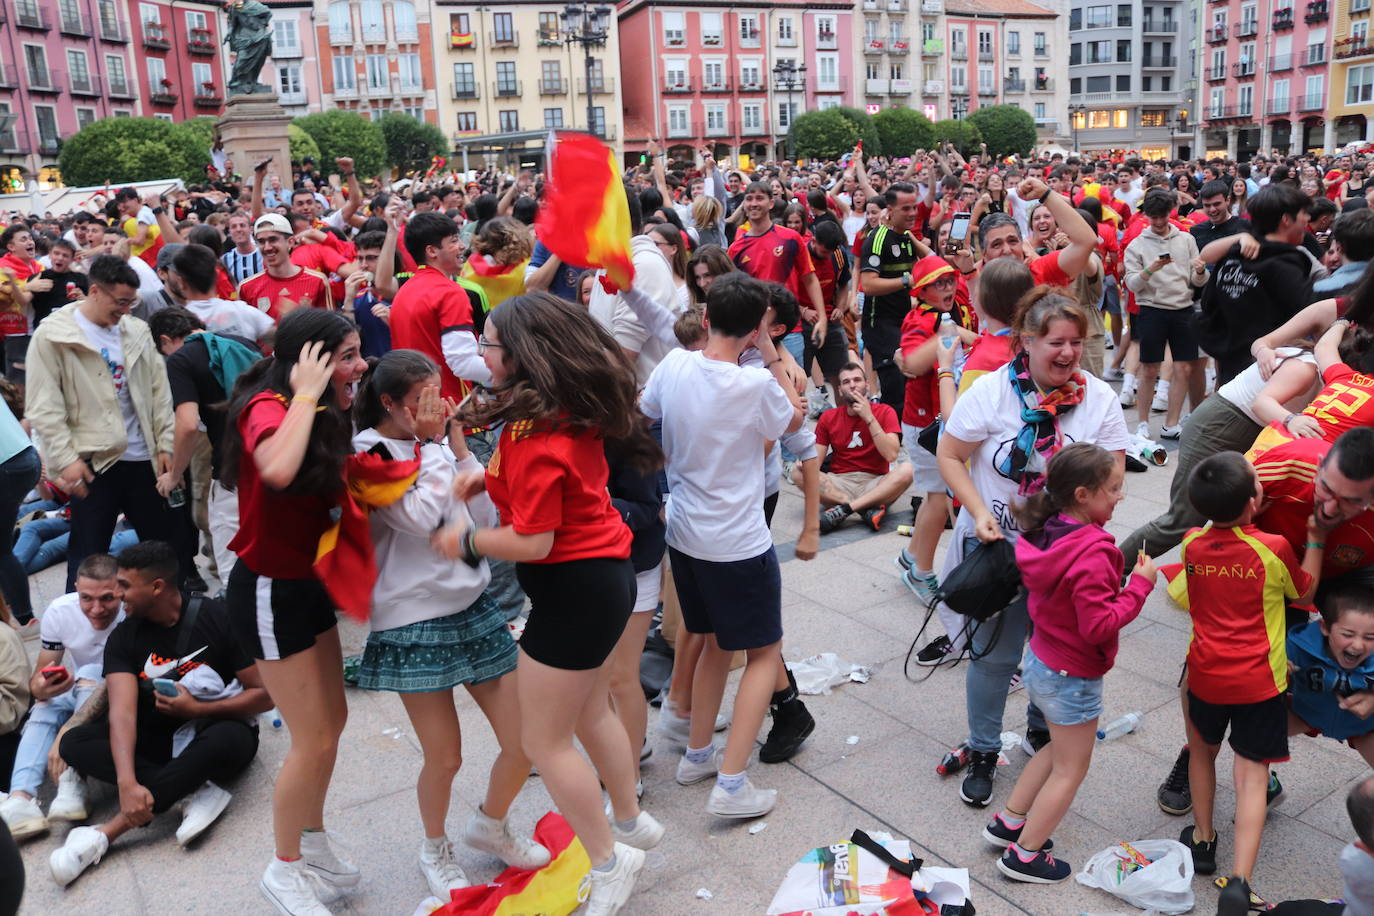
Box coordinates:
[617,0,856,165]
[129,0,229,122]
[264,0,325,117]
[1199,0,1332,156]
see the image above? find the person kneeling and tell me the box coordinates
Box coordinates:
[50,541,270,886]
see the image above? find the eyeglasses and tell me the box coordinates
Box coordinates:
[477,336,504,354]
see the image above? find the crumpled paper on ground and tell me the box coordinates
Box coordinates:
[786,652,872,695]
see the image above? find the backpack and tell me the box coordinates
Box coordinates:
[200,331,262,397]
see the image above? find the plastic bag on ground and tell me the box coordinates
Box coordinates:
[1075,839,1194,914]
[786,652,873,695]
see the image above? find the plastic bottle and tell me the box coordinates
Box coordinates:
[1097,711,1143,740]
[264,706,283,728]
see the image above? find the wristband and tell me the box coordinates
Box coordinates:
[460,528,482,568]
[1283,412,1298,428]
[291,394,318,405]
[1305,542,1326,550]
[960,268,976,275]
[937,369,955,381]
[902,272,913,290]
[151,206,165,216]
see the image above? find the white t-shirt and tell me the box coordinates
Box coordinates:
[640,348,795,562]
[39,592,126,671]
[1215,347,1319,424]
[943,368,1130,540]
[588,236,681,385]
[1115,186,1144,212]
[183,297,275,342]
[72,309,150,461]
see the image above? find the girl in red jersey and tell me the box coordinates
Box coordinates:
[435,292,665,916]
[220,309,369,913]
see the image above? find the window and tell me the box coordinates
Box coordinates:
[192,62,212,90]
[1086,75,1110,91]
[1071,110,1086,129]
[778,100,795,128]
[951,66,966,89]
[1088,109,1111,128]
[1241,2,1257,27]
[35,106,58,146]
[398,53,422,90]
[454,62,476,94]
[538,11,559,41]
[923,22,935,41]
[1349,65,1374,105]
[818,54,839,89]
[817,16,836,40]
[492,12,514,42]
[113,109,131,117]
[1070,76,1082,93]
[977,30,993,53]
[1070,43,1082,65]
[366,54,388,90]
[866,61,881,79]
[1114,108,1129,127]
[1140,110,1166,127]
[777,16,793,43]
[140,2,160,27]
[739,14,760,45]
[1238,83,1253,114]
[865,18,880,41]
[541,60,561,85]
[662,11,684,45]
[1088,40,1111,62]
[1118,40,1131,61]
[1306,73,1323,104]
[106,54,127,89]
[67,50,90,88]
[1273,77,1290,104]
[360,0,384,41]
[890,62,904,79]
[740,61,761,88]
[1070,7,1082,30]
[332,56,355,90]
[706,103,726,133]
[1008,31,1020,54]
[1116,74,1131,91]
[889,20,902,43]
[498,110,519,131]
[665,59,687,87]
[273,19,299,53]
[1034,32,1046,54]
[1086,5,1111,27]
[978,66,994,90]
[590,105,606,136]
[146,55,165,89]
[98,0,120,35]
[450,13,470,34]
[1211,47,1225,72]
[457,112,477,131]
[703,59,724,88]
[742,101,762,131]
[328,2,351,41]
[496,61,517,93]
[279,63,303,98]
[668,106,690,134]
[76,107,97,129]
[1355,21,1370,44]
[393,1,417,41]
[951,29,966,52]
[1034,101,1045,118]
[587,59,604,91]
[1143,75,1153,90]
[701,11,722,45]
[544,108,564,128]
[1117,3,1132,25]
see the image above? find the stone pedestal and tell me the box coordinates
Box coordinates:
[217,93,291,183]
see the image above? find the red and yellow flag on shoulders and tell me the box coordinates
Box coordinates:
[534,131,635,292]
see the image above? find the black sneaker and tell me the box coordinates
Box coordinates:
[819,505,851,534]
[915,635,954,666]
[981,812,1054,851]
[760,700,815,763]
[1157,745,1192,815]
[997,845,1071,883]
[1266,770,1284,806]
[1217,875,1251,916]
[861,504,888,531]
[1021,728,1051,757]
[959,751,998,807]
[1125,452,1149,473]
[1179,825,1217,875]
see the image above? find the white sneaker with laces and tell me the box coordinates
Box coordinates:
[1136,421,1151,440]
[0,792,47,840]
[49,825,108,886]
[300,828,361,891]
[1103,366,1123,380]
[177,781,231,846]
[583,843,645,916]
[48,769,88,822]
[706,775,777,819]
[610,810,665,850]
[418,837,470,898]
[260,857,334,915]
[462,809,551,870]
[1160,424,1183,440]
[676,747,721,785]
[1151,390,1169,412]
[1119,385,1137,407]
[656,707,691,745]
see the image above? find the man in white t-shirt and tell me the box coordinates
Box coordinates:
[168,244,274,346]
[0,555,125,839]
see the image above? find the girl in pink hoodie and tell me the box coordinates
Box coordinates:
[982,442,1157,884]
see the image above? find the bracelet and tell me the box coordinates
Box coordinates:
[1283,412,1298,427]
[1305,541,1326,550]
[960,268,976,275]
[460,528,482,568]
[937,369,955,381]
[291,394,318,405]
[151,206,165,216]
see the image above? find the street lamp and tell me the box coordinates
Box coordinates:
[772,60,807,158]
[951,97,967,120]
[1069,103,1086,153]
[1169,109,1190,158]
[560,4,612,137]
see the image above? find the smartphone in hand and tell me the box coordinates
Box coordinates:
[152,677,179,698]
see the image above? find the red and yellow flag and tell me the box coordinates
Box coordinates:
[535,131,635,291]
[436,812,590,916]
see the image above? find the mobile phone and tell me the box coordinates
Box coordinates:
[948,212,972,247]
[41,665,69,681]
[1158,252,1172,261]
[152,677,179,698]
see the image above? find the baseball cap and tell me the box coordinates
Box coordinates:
[910,254,955,292]
[253,213,292,237]
[156,243,186,271]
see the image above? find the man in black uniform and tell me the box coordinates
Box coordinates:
[859,182,928,415]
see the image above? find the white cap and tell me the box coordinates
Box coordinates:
[253,213,291,236]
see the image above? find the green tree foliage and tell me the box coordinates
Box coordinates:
[379,113,450,173]
[57,117,209,186]
[873,108,936,158]
[790,109,860,161]
[292,110,386,177]
[832,106,882,154]
[288,124,321,164]
[932,119,984,157]
[966,104,1038,159]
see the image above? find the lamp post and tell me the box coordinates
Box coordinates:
[1069,103,1086,153]
[772,60,806,159]
[1169,108,1189,158]
[560,4,612,137]
[951,97,967,120]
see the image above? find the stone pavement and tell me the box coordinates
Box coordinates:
[10,450,1365,915]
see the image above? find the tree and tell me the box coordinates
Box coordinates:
[292,110,386,178]
[832,106,881,155]
[58,117,209,186]
[379,113,449,174]
[790,109,859,161]
[174,116,218,152]
[932,119,983,157]
[873,108,936,158]
[967,104,1037,159]
[288,123,321,165]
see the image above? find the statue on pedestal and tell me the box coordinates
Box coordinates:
[223,0,274,96]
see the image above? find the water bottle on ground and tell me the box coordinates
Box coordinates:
[1097,711,1143,740]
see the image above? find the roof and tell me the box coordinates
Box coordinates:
[944,0,1057,18]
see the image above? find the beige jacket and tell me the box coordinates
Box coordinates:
[25,303,175,475]
[0,625,30,735]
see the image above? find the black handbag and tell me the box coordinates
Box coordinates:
[916,418,941,456]
[936,538,1021,622]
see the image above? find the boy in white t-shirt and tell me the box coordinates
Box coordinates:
[639,273,803,820]
[168,244,274,346]
[0,554,125,839]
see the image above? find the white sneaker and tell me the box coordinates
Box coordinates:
[1136,421,1151,440]
[706,775,777,819]
[1160,424,1183,440]
[0,792,47,840]
[1102,366,1123,381]
[676,747,721,786]
[48,769,88,823]
[462,809,551,870]
[260,857,334,915]
[1205,366,1217,395]
[1151,391,1169,412]
[1119,385,1137,408]
[418,837,470,898]
[49,825,108,886]
[656,708,692,746]
[176,781,231,846]
[583,843,645,916]
[300,829,360,891]
[610,810,665,850]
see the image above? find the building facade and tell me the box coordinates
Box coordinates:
[130,0,229,124]
[859,0,928,114]
[316,0,438,124]
[1326,0,1372,147]
[266,0,325,118]
[1065,0,1195,158]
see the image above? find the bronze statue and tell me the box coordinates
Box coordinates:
[223,0,274,96]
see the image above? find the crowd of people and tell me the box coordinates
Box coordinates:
[0,138,1371,915]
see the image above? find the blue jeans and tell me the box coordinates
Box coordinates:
[0,447,40,622]
[15,519,140,575]
[9,663,103,797]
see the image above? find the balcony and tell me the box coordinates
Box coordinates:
[1267,96,1292,114]
[1272,7,1295,28]
[865,78,890,95]
[394,26,418,43]
[99,17,128,42]
[890,78,911,94]
[865,39,886,54]
[738,118,769,137]
[950,84,970,95]
[1208,25,1228,43]
[888,0,908,9]
[69,71,99,95]
[1206,64,1228,80]
[1304,45,1326,65]
[1205,104,1253,121]
[1233,59,1256,76]
[143,23,170,49]
[1142,19,1178,32]
[951,45,968,59]
[923,79,944,94]
[279,90,306,105]
[816,31,838,49]
[977,83,997,95]
[704,119,729,138]
[150,88,178,105]
[37,136,59,155]
[890,38,911,55]
[537,78,566,95]
[1033,77,1052,90]
[493,79,522,97]
[188,28,216,55]
[15,2,48,29]
[27,68,63,93]
[108,77,133,98]
[1004,78,1026,91]
[663,78,693,92]
[700,77,732,93]
[922,0,942,9]
[739,27,760,48]
[1234,20,1258,36]
[1268,53,1293,70]
[273,40,302,58]
[329,27,353,45]
[490,31,518,47]
[448,31,476,49]
[194,91,223,108]
[1305,1,1328,22]
[451,82,479,99]
[536,28,561,47]
[665,120,695,139]
[0,130,26,155]
[1035,117,1059,130]
[59,8,89,36]
[923,38,943,56]
[577,77,614,95]
[1335,36,1373,60]
[1298,92,1324,110]
[977,50,994,61]
[333,83,359,98]
[1141,55,1178,67]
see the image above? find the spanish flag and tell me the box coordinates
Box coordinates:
[437,812,590,915]
[314,445,421,622]
[535,131,635,292]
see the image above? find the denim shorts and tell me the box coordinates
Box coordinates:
[1023,649,1104,727]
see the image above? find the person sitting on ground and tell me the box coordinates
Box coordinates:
[812,362,912,534]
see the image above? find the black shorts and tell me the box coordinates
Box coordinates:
[1136,305,1200,364]
[668,546,783,651]
[226,563,337,662]
[1187,691,1290,764]
[517,557,634,671]
[803,322,850,379]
